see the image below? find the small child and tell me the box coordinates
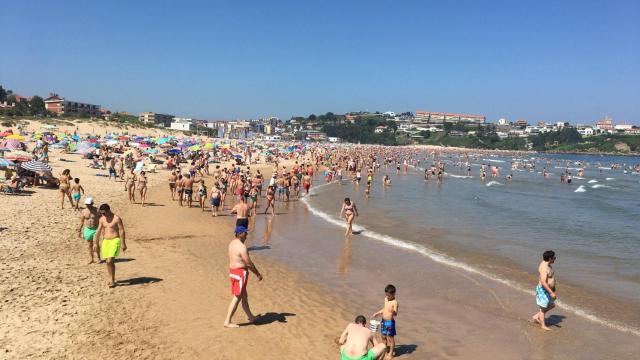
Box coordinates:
[373,284,398,360]
[70,178,85,210]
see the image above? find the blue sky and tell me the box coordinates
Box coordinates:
[1,0,638,124]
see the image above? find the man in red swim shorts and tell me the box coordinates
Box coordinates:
[223,226,263,328]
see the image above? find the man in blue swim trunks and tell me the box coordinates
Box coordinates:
[532,250,557,331]
[339,315,387,360]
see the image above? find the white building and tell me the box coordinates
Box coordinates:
[170,118,195,131]
[615,124,633,131]
[577,126,594,136]
[498,118,508,125]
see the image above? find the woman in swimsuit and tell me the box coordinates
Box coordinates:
[197,179,208,212]
[248,185,259,216]
[264,185,276,216]
[340,197,358,236]
[125,169,137,203]
[58,169,73,209]
[137,171,148,206]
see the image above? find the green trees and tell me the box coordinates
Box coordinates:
[0,86,7,103]
[29,96,46,116]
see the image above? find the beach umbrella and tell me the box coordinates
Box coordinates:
[167,148,181,155]
[106,140,119,146]
[145,148,159,154]
[20,160,52,172]
[6,134,25,141]
[3,139,23,149]
[0,158,16,167]
[189,145,201,151]
[204,143,214,149]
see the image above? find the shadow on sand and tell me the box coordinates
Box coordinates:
[114,258,136,263]
[247,245,271,252]
[243,312,296,326]
[393,344,418,357]
[547,314,566,328]
[116,277,163,286]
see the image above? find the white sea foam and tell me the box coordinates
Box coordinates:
[606,177,615,181]
[588,180,598,184]
[448,174,473,179]
[574,185,587,193]
[483,159,505,163]
[598,167,611,170]
[592,184,611,189]
[574,176,585,180]
[486,180,502,187]
[302,182,639,336]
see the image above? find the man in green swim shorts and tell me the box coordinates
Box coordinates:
[77,197,100,263]
[339,315,387,360]
[93,203,127,288]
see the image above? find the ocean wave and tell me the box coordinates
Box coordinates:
[448,174,473,179]
[588,180,598,184]
[592,184,611,189]
[486,180,503,187]
[483,159,505,163]
[302,182,639,336]
[574,185,587,193]
[606,178,615,181]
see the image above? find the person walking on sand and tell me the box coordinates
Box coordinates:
[223,226,262,328]
[264,185,276,216]
[338,315,387,360]
[183,174,195,208]
[340,197,358,236]
[77,197,100,263]
[70,178,85,210]
[532,250,557,331]
[125,168,136,203]
[168,171,178,201]
[137,171,148,207]
[93,204,127,288]
[58,169,73,209]
[210,183,222,217]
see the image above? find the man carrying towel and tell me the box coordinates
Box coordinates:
[223,226,262,328]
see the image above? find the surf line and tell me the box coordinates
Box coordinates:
[301,182,640,337]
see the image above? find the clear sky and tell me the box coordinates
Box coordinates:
[1,0,638,124]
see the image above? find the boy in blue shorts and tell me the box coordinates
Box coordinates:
[372,284,398,359]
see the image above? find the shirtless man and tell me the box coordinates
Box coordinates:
[168,171,178,201]
[223,226,263,328]
[230,196,250,229]
[93,204,127,288]
[532,250,557,331]
[338,315,387,360]
[183,174,195,208]
[77,197,100,263]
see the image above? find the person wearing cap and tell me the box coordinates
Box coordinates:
[223,225,262,328]
[77,197,100,263]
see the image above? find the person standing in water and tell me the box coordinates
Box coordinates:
[340,197,359,236]
[532,250,557,331]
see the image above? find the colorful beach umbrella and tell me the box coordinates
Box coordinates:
[0,158,16,167]
[6,134,25,141]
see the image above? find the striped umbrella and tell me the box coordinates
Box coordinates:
[20,160,52,172]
